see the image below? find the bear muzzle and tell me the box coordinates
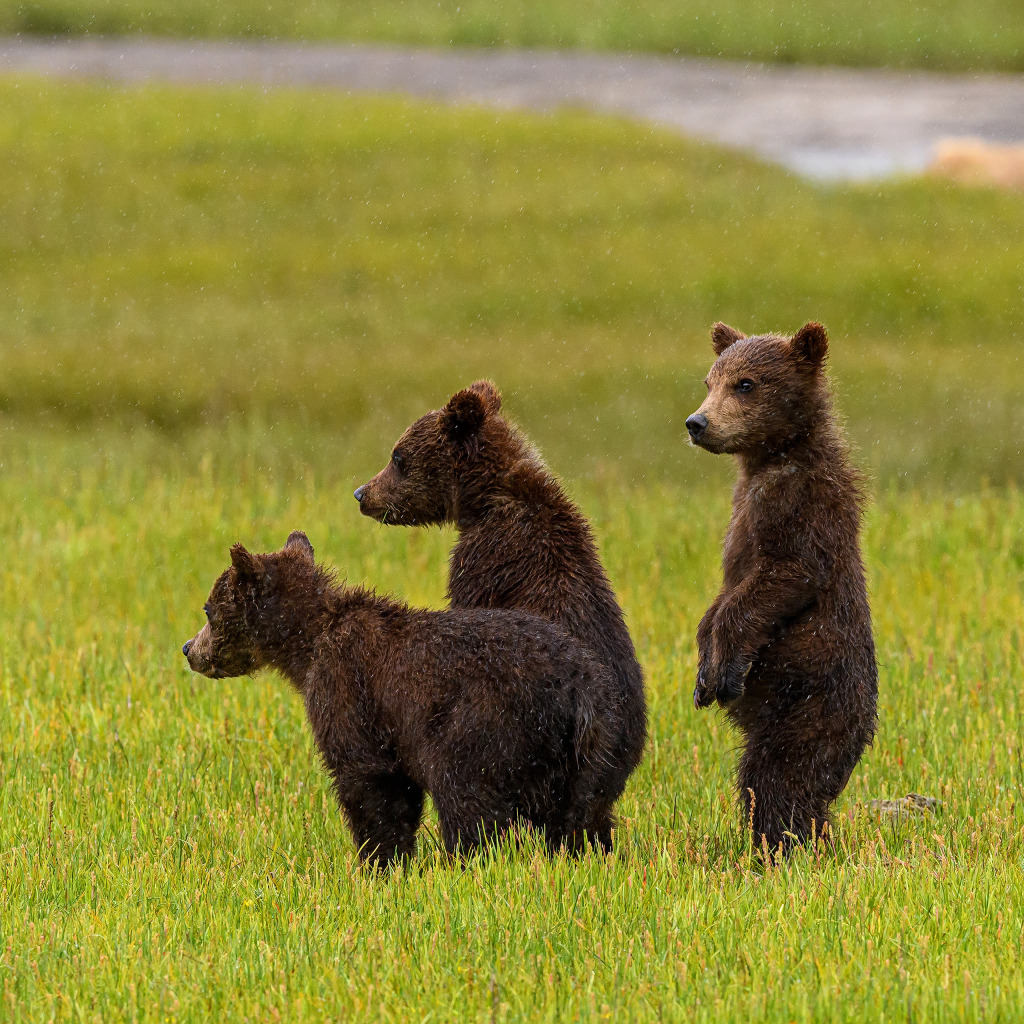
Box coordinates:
[686,412,709,443]
[182,626,219,675]
[182,633,203,672]
[353,478,385,518]
[353,479,394,522]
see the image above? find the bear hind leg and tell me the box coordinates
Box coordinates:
[340,772,424,869]
[738,748,831,855]
[585,806,614,854]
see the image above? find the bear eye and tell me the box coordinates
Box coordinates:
[203,604,211,619]
[391,450,405,470]
[735,379,755,393]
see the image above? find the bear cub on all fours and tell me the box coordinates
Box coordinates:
[182,532,618,867]
[353,381,646,852]
[686,321,878,852]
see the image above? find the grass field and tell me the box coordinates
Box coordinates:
[3,439,1024,1021]
[3,0,1024,72]
[1,80,1023,489]
[2,81,1024,1020]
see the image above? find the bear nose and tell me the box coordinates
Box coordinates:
[353,485,366,503]
[686,413,708,440]
[182,640,192,657]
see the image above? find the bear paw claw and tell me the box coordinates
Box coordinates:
[694,668,717,709]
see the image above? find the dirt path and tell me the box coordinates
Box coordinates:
[2,36,1023,180]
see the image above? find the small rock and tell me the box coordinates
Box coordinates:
[866,792,941,816]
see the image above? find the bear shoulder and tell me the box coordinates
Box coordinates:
[501,458,562,509]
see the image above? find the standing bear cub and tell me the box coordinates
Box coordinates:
[183,532,618,867]
[354,382,646,851]
[686,322,877,852]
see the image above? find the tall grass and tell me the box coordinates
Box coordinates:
[2,431,1023,1021]
[2,82,1023,1020]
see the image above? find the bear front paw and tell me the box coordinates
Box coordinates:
[694,655,718,709]
[693,672,717,709]
[716,657,751,706]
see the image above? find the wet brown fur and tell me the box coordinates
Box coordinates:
[355,382,646,851]
[183,532,619,868]
[688,322,877,851]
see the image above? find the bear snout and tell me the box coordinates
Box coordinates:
[353,477,390,520]
[686,412,709,442]
[182,624,217,674]
[183,633,203,671]
[354,483,380,518]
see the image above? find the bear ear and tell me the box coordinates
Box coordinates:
[791,322,828,367]
[285,531,314,561]
[468,379,502,414]
[711,322,746,355]
[439,385,489,442]
[230,543,262,584]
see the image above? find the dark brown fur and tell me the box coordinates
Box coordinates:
[686,322,877,851]
[354,382,646,850]
[183,532,618,867]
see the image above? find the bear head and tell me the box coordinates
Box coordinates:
[182,531,315,677]
[686,321,829,458]
[353,380,503,525]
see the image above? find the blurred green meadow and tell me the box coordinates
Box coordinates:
[2,81,1024,1021]
[1,80,1022,488]
[2,0,1023,72]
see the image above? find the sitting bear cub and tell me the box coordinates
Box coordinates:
[183,532,617,867]
[353,381,646,852]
